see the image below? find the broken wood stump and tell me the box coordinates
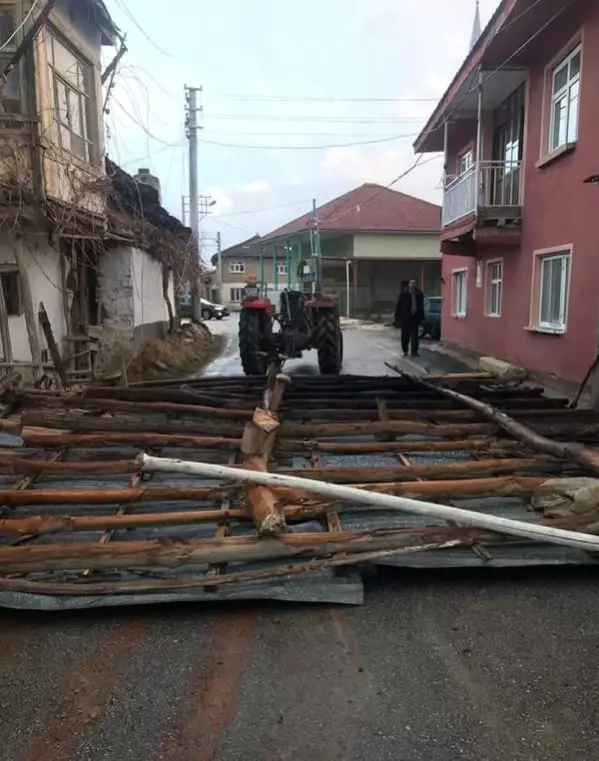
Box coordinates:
[242,373,291,534]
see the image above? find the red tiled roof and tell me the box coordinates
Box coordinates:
[263,184,440,240]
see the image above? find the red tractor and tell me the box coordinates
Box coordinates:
[238,279,343,376]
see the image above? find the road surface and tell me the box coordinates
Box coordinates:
[1,317,597,761]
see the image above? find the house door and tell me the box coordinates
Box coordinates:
[492,84,524,206]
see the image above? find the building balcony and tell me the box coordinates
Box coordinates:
[442,161,523,246]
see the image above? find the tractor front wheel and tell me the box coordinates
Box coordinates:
[314,310,343,375]
[239,308,270,375]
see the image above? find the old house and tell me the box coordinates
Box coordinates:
[218,186,441,314]
[415,0,599,383]
[216,235,267,309]
[0,1,192,382]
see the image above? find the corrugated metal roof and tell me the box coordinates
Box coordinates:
[0,372,597,609]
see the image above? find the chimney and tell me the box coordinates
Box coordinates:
[134,167,162,203]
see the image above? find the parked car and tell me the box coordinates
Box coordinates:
[200,298,229,320]
[178,297,229,320]
[419,296,442,340]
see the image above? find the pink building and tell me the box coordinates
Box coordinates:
[415,0,599,382]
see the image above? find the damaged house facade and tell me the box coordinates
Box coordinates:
[415,0,599,383]
[0,1,192,382]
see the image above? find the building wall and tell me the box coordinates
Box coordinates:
[442,0,599,381]
[324,258,441,317]
[0,237,66,364]
[131,248,169,336]
[98,247,169,342]
[220,255,297,308]
[353,233,441,260]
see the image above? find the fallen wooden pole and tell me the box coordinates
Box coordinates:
[0,542,462,595]
[20,409,599,441]
[0,456,561,481]
[20,431,242,449]
[76,384,567,411]
[0,456,136,475]
[138,454,599,553]
[0,476,547,507]
[278,458,567,483]
[0,525,499,575]
[23,394,580,422]
[394,368,599,474]
[19,394,254,421]
[0,501,354,536]
[278,438,524,455]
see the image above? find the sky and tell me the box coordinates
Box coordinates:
[104,0,502,260]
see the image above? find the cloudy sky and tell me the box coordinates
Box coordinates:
[105,0,501,258]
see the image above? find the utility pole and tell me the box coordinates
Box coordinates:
[185,85,202,321]
[312,198,322,292]
[216,231,222,303]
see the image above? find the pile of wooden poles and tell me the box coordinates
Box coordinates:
[0,369,599,598]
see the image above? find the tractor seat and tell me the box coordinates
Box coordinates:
[280,290,306,323]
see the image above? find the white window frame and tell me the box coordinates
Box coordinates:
[451,269,467,318]
[277,262,288,276]
[538,252,570,332]
[228,261,246,274]
[230,287,244,303]
[46,31,95,163]
[548,45,581,152]
[458,148,474,176]
[484,260,503,317]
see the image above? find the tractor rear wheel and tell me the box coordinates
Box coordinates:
[239,308,270,375]
[314,310,343,375]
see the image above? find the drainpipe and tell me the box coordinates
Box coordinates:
[345,259,351,319]
[475,66,484,212]
[442,118,449,226]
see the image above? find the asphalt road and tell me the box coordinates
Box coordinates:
[1,317,598,761]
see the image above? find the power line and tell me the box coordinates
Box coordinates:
[321,4,569,228]
[112,0,172,57]
[205,114,426,123]
[205,93,440,103]
[213,200,312,218]
[204,131,418,138]
[200,131,424,151]
[116,140,186,168]
[317,154,442,230]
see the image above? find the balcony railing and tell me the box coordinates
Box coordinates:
[442,160,522,227]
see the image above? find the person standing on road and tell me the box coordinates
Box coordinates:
[394,279,425,357]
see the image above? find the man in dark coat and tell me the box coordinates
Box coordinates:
[394,279,425,357]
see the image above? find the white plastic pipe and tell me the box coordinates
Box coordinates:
[138,454,599,553]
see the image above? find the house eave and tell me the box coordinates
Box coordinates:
[415,0,579,153]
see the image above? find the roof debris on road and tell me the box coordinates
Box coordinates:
[1,369,599,610]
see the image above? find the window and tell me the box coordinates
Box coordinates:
[230,287,244,303]
[485,261,503,317]
[277,262,288,276]
[0,8,22,113]
[452,270,467,317]
[458,149,474,176]
[228,261,246,274]
[46,33,94,162]
[538,253,570,331]
[0,270,21,316]
[549,46,581,152]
